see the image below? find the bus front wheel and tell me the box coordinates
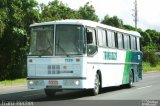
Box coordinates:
[92,73,100,95]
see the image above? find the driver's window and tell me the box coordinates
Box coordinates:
[86,28,97,56]
[86,28,96,45]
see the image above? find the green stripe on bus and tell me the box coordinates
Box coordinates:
[122,51,132,84]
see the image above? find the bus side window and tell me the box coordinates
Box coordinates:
[137,37,140,51]
[86,28,97,56]
[114,32,118,48]
[123,34,130,50]
[86,28,96,45]
[135,37,138,50]
[131,36,136,50]
[87,32,93,44]
[117,33,123,49]
[107,30,115,48]
[97,28,107,47]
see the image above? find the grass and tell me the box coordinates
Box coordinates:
[143,62,160,72]
[0,78,26,86]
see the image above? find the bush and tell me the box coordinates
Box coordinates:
[142,45,159,67]
[149,52,159,67]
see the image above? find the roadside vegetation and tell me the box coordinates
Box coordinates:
[0,0,160,81]
[0,78,26,86]
[143,62,160,72]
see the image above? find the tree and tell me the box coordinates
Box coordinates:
[40,0,78,21]
[145,29,160,50]
[123,25,136,31]
[142,45,159,67]
[101,15,123,28]
[0,0,7,37]
[78,2,99,22]
[140,31,152,47]
[0,0,39,80]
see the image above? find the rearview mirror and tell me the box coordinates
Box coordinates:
[87,32,93,44]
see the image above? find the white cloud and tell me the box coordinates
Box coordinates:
[37,0,160,31]
[37,0,49,5]
[138,0,160,31]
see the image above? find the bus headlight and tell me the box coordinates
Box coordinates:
[28,80,34,85]
[74,80,80,85]
[28,80,44,86]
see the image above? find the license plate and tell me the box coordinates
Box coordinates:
[48,80,58,85]
[46,85,62,89]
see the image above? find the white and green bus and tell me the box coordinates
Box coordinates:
[27,19,142,96]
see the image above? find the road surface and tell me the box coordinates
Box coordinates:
[0,72,160,106]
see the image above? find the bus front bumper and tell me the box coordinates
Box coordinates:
[27,77,86,90]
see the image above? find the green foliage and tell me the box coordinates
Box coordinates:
[101,15,123,28]
[123,25,136,31]
[142,45,159,67]
[0,0,7,37]
[78,2,99,22]
[143,62,160,72]
[0,78,26,85]
[0,0,39,81]
[145,29,160,50]
[40,0,78,21]
[40,1,99,22]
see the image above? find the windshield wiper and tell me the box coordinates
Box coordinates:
[46,34,53,53]
[56,40,70,57]
[37,46,52,55]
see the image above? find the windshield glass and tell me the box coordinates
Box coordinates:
[29,26,53,56]
[55,25,85,56]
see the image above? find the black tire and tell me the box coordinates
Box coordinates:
[92,73,100,95]
[127,71,134,88]
[44,89,56,97]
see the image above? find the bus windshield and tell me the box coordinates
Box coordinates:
[29,25,85,56]
[55,25,85,56]
[29,26,53,56]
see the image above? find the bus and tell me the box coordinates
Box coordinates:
[27,19,142,96]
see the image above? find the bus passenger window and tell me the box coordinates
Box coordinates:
[131,36,136,50]
[117,33,123,49]
[123,34,130,50]
[136,37,140,51]
[97,28,106,47]
[107,30,115,48]
[114,32,118,48]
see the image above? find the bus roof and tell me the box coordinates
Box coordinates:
[30,19,141,37]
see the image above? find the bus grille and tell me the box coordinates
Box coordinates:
[47,65,73,74]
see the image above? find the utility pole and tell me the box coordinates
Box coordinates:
[133,0,138,29]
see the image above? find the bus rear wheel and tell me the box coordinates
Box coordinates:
[127,71,134,88]
[44,89,56,97]
[92,73,100,95]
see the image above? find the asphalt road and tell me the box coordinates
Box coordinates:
[0,72,160,106]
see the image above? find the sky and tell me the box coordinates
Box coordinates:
[37,0,160,31]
